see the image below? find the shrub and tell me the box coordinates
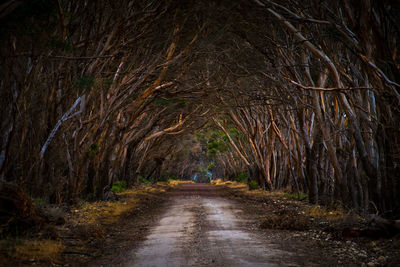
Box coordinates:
[111,181,127,193]
[207,162,216,171]
[138,175,151,184]
[234,172,249,183]
[248,180,258,190]
[158,172,169,182]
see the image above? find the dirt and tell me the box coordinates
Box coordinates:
[122,184,296,266]
[215,183,400,267]
[2,182,399,266]
[90,183,400,266]
[63,185,173,266]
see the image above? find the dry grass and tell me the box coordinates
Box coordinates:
[305,205,347,221]
[72,181,181,225]
[0,239,64,264]
[0,181,182,265]
[168,180,193,186]
[211,178,247,189]
[211,178,284,198]
[212,178,350,231]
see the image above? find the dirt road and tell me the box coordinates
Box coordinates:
[124,183,298,266]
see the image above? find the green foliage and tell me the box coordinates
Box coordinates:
[284,192,308,200]
[234,172,249,183]
[170,175,178,180]
[207,148,217,157]
[74,75,94,92]
[221,128,238,142]
[111,181,127,193]
[199,168,207,175]
[207,139,227,157]
[139,175,151,184]
[207,162,216,171]
[210,132,221,139]
[159,172,170,182]
[248,180,258,190]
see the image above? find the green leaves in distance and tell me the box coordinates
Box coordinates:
[207,130,229,157]
[207,162,216,171]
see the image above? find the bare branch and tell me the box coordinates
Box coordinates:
[287,78,372,91]
[40,96,86,159]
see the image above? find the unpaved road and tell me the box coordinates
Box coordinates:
[124,183,298,266]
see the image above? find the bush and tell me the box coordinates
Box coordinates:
[248,180,258,190]
[207,162,216,171]
[111,181,127,193]
[158,174,169,182]
[138,175,150,184]
[234,172,249,183]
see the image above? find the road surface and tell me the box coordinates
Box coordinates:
[125,183,297,266]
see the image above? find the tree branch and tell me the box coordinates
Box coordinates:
[40,95,86,159]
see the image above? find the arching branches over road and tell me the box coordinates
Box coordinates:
[1,0,400,217]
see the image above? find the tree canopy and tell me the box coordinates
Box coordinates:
[1,0,400,216]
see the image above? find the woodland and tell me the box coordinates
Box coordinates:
[1,0,400,236]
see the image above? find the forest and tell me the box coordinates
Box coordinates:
[1,0,400,265]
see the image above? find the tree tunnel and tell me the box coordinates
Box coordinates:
[1,0,400,217]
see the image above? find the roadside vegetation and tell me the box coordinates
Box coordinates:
[211,179,400,266]
[0,180,185,266]
[1,0,400,265]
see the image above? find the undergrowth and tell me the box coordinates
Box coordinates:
[306,205,347,221]
[0,180,187,265]
[234,172,249,183]
[211,178,349,228]
[111,181,127,193]
[0,239,64,264]
[248,180,258,190]
[284,191,308,200]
